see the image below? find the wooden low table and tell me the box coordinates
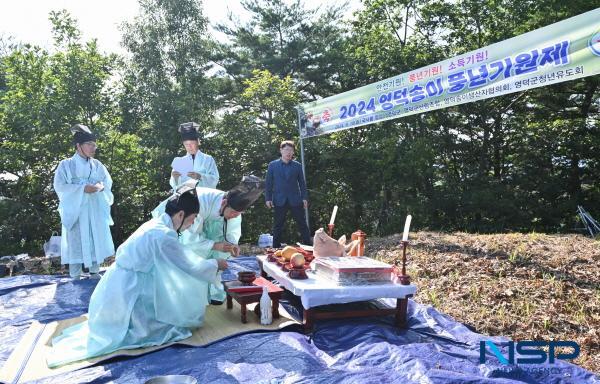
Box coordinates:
[223,277,284,323]
[257,256,417,332]
[301,297,412,330]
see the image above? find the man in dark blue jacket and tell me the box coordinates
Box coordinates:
[265,140,312,247]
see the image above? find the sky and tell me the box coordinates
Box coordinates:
[0,0,359,55]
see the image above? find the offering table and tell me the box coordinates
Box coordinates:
[257,255,417,331]
[223,277,284,323]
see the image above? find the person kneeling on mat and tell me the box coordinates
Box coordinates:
[47,184,226,367]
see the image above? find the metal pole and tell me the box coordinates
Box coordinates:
[296,107,310,230]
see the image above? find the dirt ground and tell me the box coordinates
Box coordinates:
[368,231,599,373]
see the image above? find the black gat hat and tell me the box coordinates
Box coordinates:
[226,175,265,212]
[70,124,96,144]
[178,122,200,141]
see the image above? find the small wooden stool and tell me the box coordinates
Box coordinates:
[224,277,284,323]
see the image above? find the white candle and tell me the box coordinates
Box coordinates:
[329,205,338,225]
[402,215,412,241]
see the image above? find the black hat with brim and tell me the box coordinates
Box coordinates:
[71,124,96,144]
[179,122,200,141]
[227,175,265,212]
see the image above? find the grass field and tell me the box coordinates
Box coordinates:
[370,231,599,373]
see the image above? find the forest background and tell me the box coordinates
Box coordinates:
[1,0,599,255]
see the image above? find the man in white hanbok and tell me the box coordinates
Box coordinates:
[53,124,115,279]
[170,122,219,190]
[47,185,227,367]
[153,176,265,303]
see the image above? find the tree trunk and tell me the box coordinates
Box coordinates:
[376,185,392,235]
[492,113,503,179]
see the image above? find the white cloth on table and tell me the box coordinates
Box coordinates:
[258,255,417,309]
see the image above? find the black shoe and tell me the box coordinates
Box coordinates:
[210,300,224,305]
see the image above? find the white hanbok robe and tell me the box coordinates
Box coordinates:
[170,151,219,190]
[53,153,115,267]
[47,213,220,367]
[152,187,241,301]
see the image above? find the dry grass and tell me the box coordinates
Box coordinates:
[368,231,600,373]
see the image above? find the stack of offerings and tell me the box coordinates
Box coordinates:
[313,256,394,285]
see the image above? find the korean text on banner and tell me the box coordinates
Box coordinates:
[298,8,600,138]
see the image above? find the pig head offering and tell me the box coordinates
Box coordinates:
[313,228,359,257]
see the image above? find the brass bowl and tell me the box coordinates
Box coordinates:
[289,267,308,279]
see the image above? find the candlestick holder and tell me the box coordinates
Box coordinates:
[396,240,411,285]
[350,229,366,256]
[327,223,335,237]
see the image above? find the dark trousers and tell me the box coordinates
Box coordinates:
[272,203,311,247]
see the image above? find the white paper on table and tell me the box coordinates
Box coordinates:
[172,156,194,175]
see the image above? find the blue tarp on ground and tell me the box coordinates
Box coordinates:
[0,256,597,383]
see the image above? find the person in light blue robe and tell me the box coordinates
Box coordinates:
[152,176,265,303]
[53,124,115,279]
[47,185,227,368]
[170,122,219,190]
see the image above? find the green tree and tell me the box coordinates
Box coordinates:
[214,0,358,239]
[119,0,219,219]
[0,10,117,254]
[211,69,302,241]
[318,0,600,234]
[215,0,348,98]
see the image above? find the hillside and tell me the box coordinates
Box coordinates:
[369,231,599,372]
